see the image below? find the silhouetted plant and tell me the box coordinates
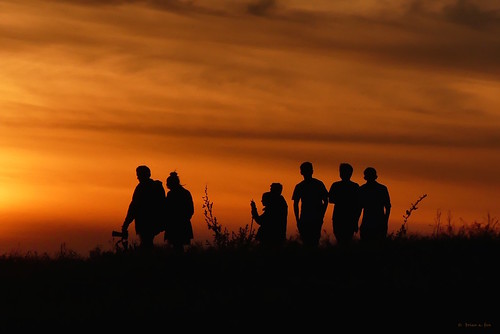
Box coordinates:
[432,210,499,240]
[202,185,230,248]
[465,213,499,239]
[432,209,454,238]
[202,185,255,249]
[432,209,443,237]
[89,246,102,259]
[230,224,255,249]
[56,243,81,260]
[394,194,427,238]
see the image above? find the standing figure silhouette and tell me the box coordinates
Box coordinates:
[164,171,194,253]
[122,165,166,250]
[270,182,288,243]
[328,163,361,244]
[359,167,391,242]
[292,162,328,248]
[328,163,361,246]
[251,183,288,248]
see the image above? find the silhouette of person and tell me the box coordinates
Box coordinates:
[270,182,288,242]
[328,163,361,246]
[359,167,391,242]
[251,184,288,247]
[292,162,328,248]
[122,165,166,250]
[164,171,194,252]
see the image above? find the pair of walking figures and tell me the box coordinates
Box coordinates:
[121,166,194,252]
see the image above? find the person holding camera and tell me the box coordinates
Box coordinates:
[121,165,166,250]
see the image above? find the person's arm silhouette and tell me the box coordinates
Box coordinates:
[328,183,336,204]
[187,190,194,219]
[318,181,328,219]
[293,199,300,225]
[321,190,328,218]
[250,200,259,222]
[383,187,391,226]
[252,193,271,226]
[122,188,138,234]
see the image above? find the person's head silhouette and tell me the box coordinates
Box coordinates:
[363,167,378,182]
[270,183,283,196]
[261,191,272,207]
[166,171,180,190]
[300,162,313,179]
[339,163,353,181]
[136,165,151,183]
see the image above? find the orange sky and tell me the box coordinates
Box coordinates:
[1,0,499,255]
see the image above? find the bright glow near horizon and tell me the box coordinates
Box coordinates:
[0,0,499,255]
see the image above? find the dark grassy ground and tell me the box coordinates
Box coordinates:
[0,235,498,332]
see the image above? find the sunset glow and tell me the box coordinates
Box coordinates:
[1,0,499,255]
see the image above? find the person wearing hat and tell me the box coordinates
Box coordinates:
[359,167,391,242]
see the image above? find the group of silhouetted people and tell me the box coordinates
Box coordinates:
[120,161,391,251]
[121,166,194,252]
[251,161,391,248]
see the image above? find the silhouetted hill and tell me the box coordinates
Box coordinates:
[0,235,498,332]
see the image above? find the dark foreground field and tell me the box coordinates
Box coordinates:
[0,236,498,332]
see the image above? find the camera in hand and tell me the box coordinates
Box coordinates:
[112,230,128,239]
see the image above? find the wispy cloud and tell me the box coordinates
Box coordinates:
[2,112,499,150]
[408,0,500,29]
[1,2,499,181]
[2,0,500,77]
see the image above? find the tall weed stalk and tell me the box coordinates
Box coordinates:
[394,194,427,238]
[202,186,255,249]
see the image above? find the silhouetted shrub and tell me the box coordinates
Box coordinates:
[202,185,255,250]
